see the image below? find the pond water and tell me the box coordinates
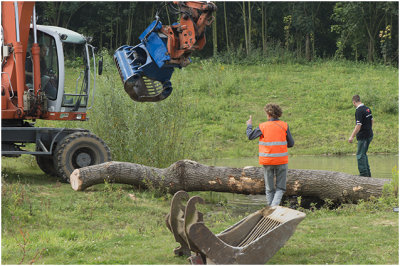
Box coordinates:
[202,154,398,179]
[200,154,398,209]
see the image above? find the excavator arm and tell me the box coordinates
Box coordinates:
[114,1,217,102]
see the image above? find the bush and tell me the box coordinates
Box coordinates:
[64,56,83,68]
[381,99,399,114]
[381,166,399,204]
[86,51,190,168]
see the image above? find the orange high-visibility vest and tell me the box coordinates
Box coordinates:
[259,121,288,165]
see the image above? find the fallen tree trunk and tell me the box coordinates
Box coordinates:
[70,160,390,203]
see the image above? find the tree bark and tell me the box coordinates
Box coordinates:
[126,2,134,44]
[115,3,119,49]
[247,2,252,54]
[70,160,389,203]
[212,10,218,56]
[241,2,248,55]
[261,2,266,54]
[55,2,63,27]
[223,2,229,53]
[305,33,311,61]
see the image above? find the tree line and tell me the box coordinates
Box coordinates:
[36,1,399,65]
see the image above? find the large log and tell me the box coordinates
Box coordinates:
[70,160,390,203]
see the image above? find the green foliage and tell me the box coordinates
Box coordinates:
[64,56,83,68]
[213,43,306,65]
[171,58,398,158]
[381,166,399,206]
[283,15,292,51]
[83,51,190,168]
[331,2,398,62]
[34,2,398,64]
[39,56,398,160]
[1,160,398,264]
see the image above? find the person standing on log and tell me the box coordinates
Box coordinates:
[348,95,374,177]
[246,104,294,206]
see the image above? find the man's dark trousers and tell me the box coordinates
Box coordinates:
[356,136,373,177]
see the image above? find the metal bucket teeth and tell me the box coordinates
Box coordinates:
[114,42,174,102]
[166,190,306,264]
[124,75,172,102]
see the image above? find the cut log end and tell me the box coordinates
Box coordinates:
[70,169,83,191]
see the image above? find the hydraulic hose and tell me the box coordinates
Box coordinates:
[143,15,160,42]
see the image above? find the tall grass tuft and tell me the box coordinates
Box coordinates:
[86,52,190,167]
[212,41,306,65]
[1,174,32,227]
[381,166,399,205]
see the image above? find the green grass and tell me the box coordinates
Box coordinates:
[37,57,398,164]
[171,59,398,158]
[2,58,399,264]
[1,156,399,264]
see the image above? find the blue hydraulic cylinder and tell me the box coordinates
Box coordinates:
[139,20,171,69]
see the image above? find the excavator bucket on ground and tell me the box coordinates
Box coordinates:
[166,191,306,264]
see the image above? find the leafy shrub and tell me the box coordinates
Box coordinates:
[381,166,399,203]
[86,51,190,168]
[381,99,399,114]
[64,56,83,68]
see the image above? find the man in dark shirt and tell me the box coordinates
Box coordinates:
[348,95,374,177]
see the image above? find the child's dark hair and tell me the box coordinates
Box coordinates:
[264,104,282,119]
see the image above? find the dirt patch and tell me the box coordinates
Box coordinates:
[372,219,398,226]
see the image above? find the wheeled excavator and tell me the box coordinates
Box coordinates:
[1,2,216,181]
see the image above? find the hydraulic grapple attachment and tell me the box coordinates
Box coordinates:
[114,20,175,102]
[114,45,173,102]
[114,1,216,102]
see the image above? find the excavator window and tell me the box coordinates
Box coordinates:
[26,30,59,100]
[61,42,89,108]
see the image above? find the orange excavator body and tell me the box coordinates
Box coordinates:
[2,2,111,181]
[2,1,214,179]
[1,1,40,120]
[161,1,216,66]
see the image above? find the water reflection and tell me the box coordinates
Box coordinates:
[201,154,398,209]
[202,154,398,179]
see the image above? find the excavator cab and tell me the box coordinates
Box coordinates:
[114,1,216,102]
[25,25,98,119]
[25,29,59,101]
[2,2,111,182]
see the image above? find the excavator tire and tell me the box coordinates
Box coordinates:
[53,131,111,182]
[36,155,57,176]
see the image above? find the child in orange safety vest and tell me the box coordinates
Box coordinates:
[246,104,294,206]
